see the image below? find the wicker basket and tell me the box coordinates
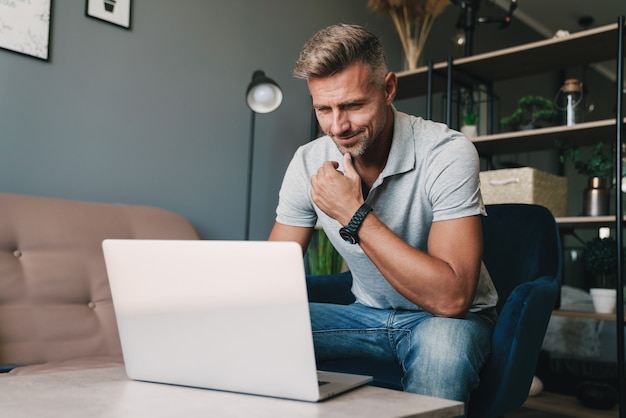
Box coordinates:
[479,167,567,217]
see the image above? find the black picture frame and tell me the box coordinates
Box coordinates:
[0,0,52,61]
[86,0,132,30]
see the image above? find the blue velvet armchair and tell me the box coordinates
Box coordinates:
[306,203,562,418]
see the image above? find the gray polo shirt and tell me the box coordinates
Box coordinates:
[276,107,498,312]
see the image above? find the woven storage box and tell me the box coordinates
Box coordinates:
[479,167,567,217]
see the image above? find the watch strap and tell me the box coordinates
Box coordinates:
[340,203,373,244]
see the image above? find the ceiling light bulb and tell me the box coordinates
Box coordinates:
[452,32,466,48]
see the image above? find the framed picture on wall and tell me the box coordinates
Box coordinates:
[0,0,51,61]
[86,0,132,29]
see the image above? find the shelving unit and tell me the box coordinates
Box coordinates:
[396,22,619,101]
[395,17,625,417]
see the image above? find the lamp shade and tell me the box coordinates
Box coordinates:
[246,70,283,114]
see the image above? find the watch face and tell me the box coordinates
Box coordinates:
[339,227,358,244]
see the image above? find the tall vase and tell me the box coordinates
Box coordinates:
[582,177,610,216]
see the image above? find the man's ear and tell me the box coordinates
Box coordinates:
[383,72,397,104]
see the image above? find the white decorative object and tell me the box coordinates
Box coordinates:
[553,30,570,39]
[590,288,617,314]
[461,125,477,138]
[528,376,544,397]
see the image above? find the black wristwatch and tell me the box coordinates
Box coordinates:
[339,203,373,244]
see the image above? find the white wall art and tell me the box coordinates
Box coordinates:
[0,0,52,61]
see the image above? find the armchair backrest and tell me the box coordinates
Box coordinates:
[468,204,562,417]
[481,203,562,313]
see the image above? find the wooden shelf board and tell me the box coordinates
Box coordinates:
[552,309,623,322]
[472,118,621,155]
[556,215,622,229]
[523,391,618,418]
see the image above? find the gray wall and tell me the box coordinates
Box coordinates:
[0,1,401,239]
[0,1,610,239]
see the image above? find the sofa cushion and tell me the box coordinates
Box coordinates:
[0,193,200,370]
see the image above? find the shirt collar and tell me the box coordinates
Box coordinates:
[380,106,416,179]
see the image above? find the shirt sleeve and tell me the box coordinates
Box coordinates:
[275,147,318,228]
[425,131,485,222]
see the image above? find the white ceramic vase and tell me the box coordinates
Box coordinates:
[590,288,617,314]
[461,125,477,138]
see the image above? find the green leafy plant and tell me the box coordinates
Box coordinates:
[306,229,344,275]
[557,141,613,178]
[500,95,560,130]
[463,110,477,126]
[582,237,620,288]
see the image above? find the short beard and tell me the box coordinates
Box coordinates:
[330,131,370,158]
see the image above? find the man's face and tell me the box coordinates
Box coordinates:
[308,63,394,158]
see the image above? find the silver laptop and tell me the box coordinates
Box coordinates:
[102,239,372,402]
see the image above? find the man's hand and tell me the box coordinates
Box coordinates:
[310,153,363,225]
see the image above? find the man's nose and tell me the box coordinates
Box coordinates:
[330,110,350,136]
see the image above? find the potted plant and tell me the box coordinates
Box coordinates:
[500,95,560,131]
[558,141,613,216]
[461,109,478,138]
[583,236,620,313]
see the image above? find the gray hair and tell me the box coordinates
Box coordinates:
[293,24,388,86]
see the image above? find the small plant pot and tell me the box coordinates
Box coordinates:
[461,125,477,138]
[590,288,617,313]
[104,0,116,12]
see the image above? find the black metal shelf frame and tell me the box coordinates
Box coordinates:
[615,16,624,416]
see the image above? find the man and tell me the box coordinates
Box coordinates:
[269,23,498,405]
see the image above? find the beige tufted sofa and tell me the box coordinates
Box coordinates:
[0,192,200,375]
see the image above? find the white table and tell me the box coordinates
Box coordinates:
[0,367,464,417]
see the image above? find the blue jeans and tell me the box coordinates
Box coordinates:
[310,302,496,404]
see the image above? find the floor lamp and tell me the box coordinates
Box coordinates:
[244,70,283,240]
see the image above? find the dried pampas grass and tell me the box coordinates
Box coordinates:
[368,0,450,70]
